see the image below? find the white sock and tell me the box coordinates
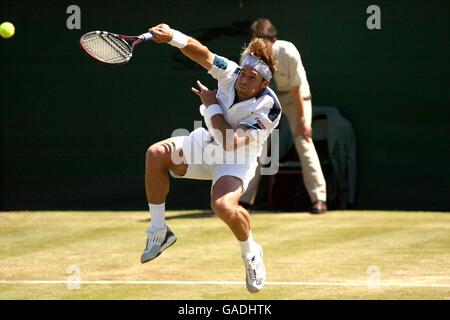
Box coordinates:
[148,203,166,229]
[239,231,257,258]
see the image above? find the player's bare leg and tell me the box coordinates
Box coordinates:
[141,138,188,263]
[145,138,188,204]
[211,176,266,293]
[211,176,250,240]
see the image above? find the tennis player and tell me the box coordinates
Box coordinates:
[141,23,281,293]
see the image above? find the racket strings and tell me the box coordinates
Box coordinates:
[81,33,131,64]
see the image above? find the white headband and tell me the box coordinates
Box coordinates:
[241,55,272,80]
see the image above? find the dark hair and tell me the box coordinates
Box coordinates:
[241,37,277,75]
[250,18,277,40]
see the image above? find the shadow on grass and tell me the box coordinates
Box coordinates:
[137,210,214,222]
[137,208,312,223]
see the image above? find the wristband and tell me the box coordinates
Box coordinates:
[203,104,223,121]
[199,104,206,116]
[168,30,189,48]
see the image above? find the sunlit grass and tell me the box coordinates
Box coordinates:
[0,210,449,299]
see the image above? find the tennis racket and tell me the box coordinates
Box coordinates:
[80,31,154,65]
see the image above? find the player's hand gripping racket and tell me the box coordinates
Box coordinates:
[80,31,153,65]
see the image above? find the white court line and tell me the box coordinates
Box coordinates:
[0,280,449,288]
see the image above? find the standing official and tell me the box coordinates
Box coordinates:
[241,18,327,214]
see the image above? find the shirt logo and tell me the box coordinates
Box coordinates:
[213,55,228,70]
[255,118,266,129]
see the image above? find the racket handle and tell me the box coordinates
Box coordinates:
[138,32,153,42]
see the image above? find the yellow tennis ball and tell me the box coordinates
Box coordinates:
[0,22,15,39]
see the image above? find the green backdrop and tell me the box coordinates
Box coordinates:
[1,0,449,210]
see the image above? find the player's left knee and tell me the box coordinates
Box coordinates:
[211,197,236,223]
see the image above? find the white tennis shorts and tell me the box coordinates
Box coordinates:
[168,128,258,194]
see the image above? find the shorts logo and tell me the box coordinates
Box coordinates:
[255,118,266,129]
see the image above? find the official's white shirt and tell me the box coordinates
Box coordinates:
[197,55,281,160]
[272,40,311,97]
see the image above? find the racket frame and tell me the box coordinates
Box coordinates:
[80,31,153,65]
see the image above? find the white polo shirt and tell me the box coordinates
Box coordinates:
[198,55,282,160]
[272,40,311,97]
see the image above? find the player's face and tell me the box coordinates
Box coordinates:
[235,66,269,101]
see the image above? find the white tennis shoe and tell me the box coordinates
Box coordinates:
[140,225,177,263]
[242,243,266,293]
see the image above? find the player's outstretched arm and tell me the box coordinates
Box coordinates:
[149,23,214,70]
